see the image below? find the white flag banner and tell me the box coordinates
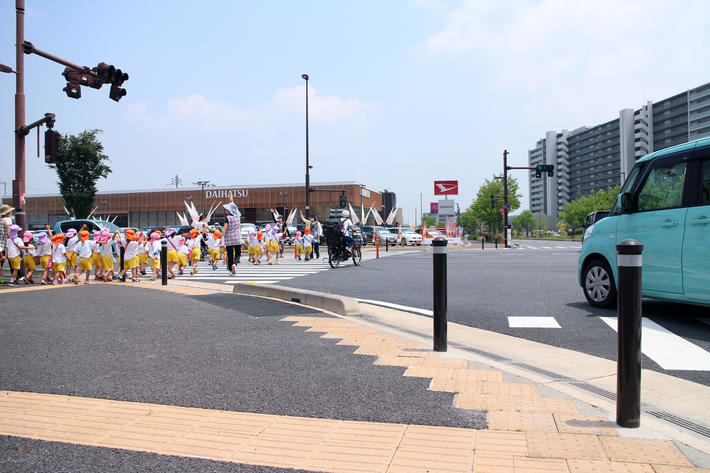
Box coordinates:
[176,212,189,226]
[372,207,384,225]
[364,205,373,224]
[348,203,360,224]
[385,207,398,225]
[286,208,297,225]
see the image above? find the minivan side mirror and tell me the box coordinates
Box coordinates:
[620,192,634,213]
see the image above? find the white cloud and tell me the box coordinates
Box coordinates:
[125,87,370,133]
[422,0,710,128]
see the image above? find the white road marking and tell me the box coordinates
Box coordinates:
[600,317,710,371]
[356,299,433,316]
[508,316,561,328]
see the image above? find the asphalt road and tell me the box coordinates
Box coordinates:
[0,285,485,471]
[278,241,710,386]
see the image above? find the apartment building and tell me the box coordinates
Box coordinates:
[528,81,710,220]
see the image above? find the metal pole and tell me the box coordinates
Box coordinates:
[616,238,643,428]
[503,149,509,248]
[160,238,168,285]
[481,236,485,250]
[14,0,26,230]
[303,74,310,219]
[432,237,448,351]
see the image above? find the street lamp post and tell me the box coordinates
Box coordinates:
[14,0,26,230]
[193,180,211,215]
[279,191,288,222]
[302,74,311,219]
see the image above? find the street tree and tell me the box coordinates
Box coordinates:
[512,210,536,236]
[462,177,521,235]
[421,214,437,227]
[49,129,112,218]
[559,185,620,232]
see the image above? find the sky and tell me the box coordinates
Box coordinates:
[2,0,710,224]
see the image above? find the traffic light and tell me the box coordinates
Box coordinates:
[45,129,60,164]
[94,62,129,102]
[339,190,347,208]
[535,164,554,178]
[63,81,81,99]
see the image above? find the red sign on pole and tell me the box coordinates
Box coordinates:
[434,180,458,195]
[430,202,439,213]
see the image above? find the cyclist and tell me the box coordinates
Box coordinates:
[340,210,356,255]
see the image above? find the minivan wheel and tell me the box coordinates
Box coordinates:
[583,259,617,308]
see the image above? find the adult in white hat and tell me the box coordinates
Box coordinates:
[221,197,243,275]
[0,204,15,285]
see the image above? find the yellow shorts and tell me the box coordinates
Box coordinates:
[8,256,21,270]
[52,262,66,273]
[167,249,179,263]
[268,241,280,252]
[41,255,51,269]
[208,248,220,260]
[102,256,114,271]
[296,245,303,254]
[66,251,77,267]
[139,253,148,265]
[151,257,161,269]
[23,255,36,270]
[305,246,312,254]
[124,256,138,269]
[92,253,102,267]
[80,257,93,271]
[179,254,188,266]
[191,248,201,260]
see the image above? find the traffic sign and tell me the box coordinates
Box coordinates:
[504,203,511,210]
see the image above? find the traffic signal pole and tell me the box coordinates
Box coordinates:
[501,150,554,249]
[14,0,26,230]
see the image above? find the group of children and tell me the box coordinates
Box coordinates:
[2,219,324,286]
[245,224,317,265]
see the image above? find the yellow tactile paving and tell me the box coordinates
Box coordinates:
[389,424,476,473]
[567,459,655,472]
[526,433,607,461]
[514,456,570,472]
[374,355,468,369]
[553,413,618,436]
[488,411,558,433]
[652,466,710,472]
[474,453,516,473]
[403,366,503,383]
[430,378,539,397]
[600,438,695,467]
[456,393,579,415]
[476,430,529,456]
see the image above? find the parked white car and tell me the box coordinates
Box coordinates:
[398,227,422,245]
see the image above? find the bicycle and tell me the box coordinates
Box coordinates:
[323,220,362,268]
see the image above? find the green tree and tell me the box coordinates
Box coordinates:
[559,185,620,231]
[462,177,521,235]
[49,129,111,218]
[421,214,437,227]
[512,210,536,237]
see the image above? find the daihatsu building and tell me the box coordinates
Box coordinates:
[5,182,383,230]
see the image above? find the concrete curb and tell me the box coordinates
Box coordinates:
[232,282,361,316]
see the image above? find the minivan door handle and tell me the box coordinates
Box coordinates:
[661,219,678,227]
[690,216,709,225]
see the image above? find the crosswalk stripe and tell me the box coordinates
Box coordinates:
[600,317,710,371]
[508,316,561,328]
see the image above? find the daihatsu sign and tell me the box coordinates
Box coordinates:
[206,188,249,199]
[434,180,458,195]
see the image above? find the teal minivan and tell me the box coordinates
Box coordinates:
[579,137,710,308]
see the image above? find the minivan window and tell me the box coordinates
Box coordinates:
[701,160,710,204]
[637,162,687,212]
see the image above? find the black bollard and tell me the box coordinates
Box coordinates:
[119,246,125,271]
[495,238,498,249]
[616,239,644,428]
[432,237,448,352]
[386,237,389,252]
[481,236,485,250]
[160,238,168,286]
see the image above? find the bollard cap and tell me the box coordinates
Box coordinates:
[616,239,643,255]
[432,237,448,247]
